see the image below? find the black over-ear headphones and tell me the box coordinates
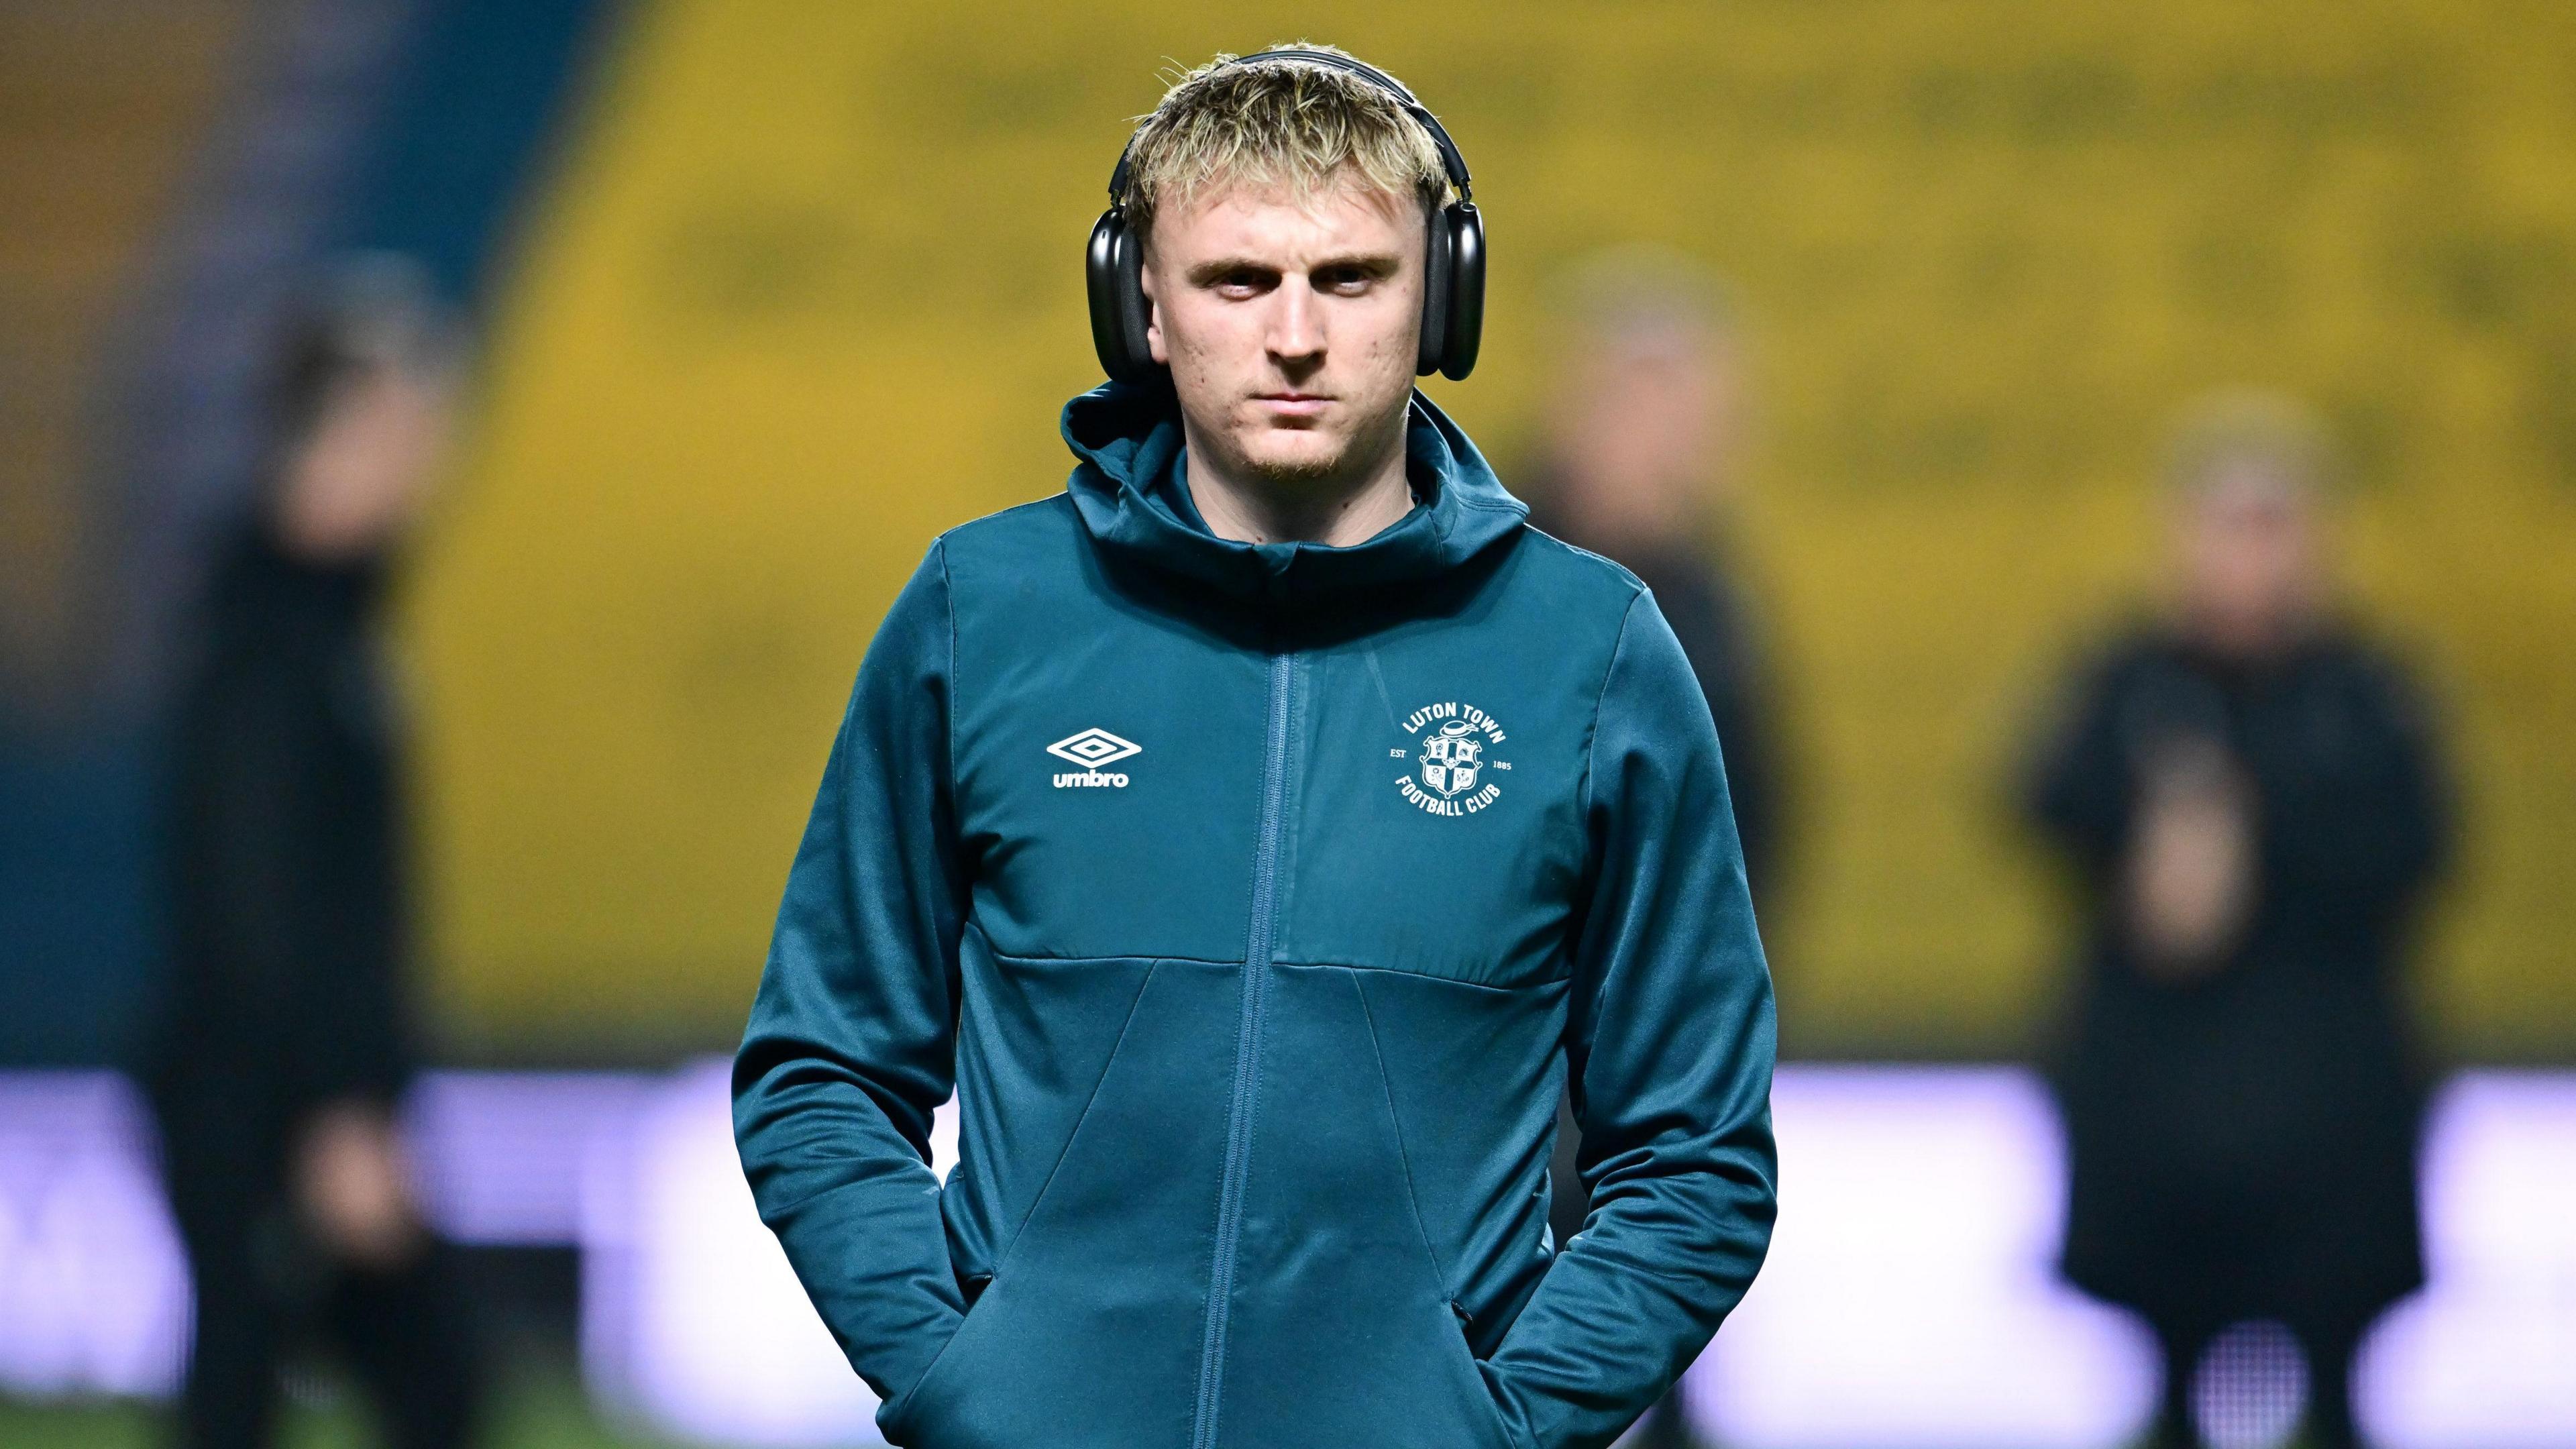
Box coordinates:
[1085,48,1485,384]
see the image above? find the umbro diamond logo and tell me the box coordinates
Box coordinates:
[1049,727,1140,788]
[1049,728,1140,768]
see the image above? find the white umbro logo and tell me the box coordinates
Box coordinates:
[1048,728,1140,768]
[1049,728,1139,788]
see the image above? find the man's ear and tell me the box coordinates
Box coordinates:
[1141,258,1168,366]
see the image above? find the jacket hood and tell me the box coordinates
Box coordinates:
[1060,379,1527,602]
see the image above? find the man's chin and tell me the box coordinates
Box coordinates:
[1235,437,1347,486]
[1241,454,1342,486]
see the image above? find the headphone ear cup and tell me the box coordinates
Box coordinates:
[1112,222,1155,378]
[1086,209,1135,381]
[1086,209,1161,383]
[1417,205,1454,378]
[1438,203,1483,381]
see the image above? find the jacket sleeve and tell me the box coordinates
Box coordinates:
[1486,590,1780,1449]
[733,540,970,1409]
[2263,656,2451,912]
[2021,647,2137,879]
[186,625,412,1106]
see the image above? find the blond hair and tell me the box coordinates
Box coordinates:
[1118,45,1451,241]
[2165,390,2337,499]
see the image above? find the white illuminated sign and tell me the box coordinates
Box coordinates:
[1,1065,2566,1447]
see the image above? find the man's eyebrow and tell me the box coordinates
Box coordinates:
[1185,252,1405,285]
[1310,250,1405,275]
[1185,256,1276,285]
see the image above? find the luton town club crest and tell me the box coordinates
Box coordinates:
[1393,702,1509,816]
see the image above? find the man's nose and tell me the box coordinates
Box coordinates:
[1267,282,1324,366]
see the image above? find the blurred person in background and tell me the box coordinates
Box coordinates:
[1522,250,1792,1449]
[143,258,483,1449]
[2018,394,2453,1449]
[1521,249,1790,924]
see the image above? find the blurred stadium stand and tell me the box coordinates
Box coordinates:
[9,0,2571,1071]
[0,3,255,1066]
[370,1,2576,1064]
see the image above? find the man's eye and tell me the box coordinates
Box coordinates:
[1318,270,1374,294]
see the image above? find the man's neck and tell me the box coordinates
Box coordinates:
[1181,423,1415,548]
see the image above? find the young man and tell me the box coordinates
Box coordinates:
[734,47,1777,1449]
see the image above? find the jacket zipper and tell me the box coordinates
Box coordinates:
[1191,646,1293,1449]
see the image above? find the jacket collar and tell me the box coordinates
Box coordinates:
[1060,380,1526,603]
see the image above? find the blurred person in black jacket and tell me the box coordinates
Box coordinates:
[1523,249,1793,1449]
[1521,249,1789,924]
[143,260,482,1449]
[2019,395,2451,1449]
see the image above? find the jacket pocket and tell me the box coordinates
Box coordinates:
[882,955,1226,1447]
[875,1269,1003,1447]
[1440,1301,1526,1449]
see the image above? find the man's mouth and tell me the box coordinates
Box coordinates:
[1254,392,1332,419]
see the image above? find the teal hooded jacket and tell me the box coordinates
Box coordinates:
[733,382,1778,1449]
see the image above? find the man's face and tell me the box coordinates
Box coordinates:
[1142,172,1425,486]
[1555,321,1737,535]
[274,362,451,561]
[2177,462,2322,655]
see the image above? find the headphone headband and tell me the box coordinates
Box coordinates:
[1106,48,1472,205]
